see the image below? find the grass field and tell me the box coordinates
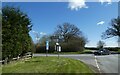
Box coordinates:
[2,57,93,73]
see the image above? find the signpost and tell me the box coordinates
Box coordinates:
[51,35,61,59]
[46,41,49,57]
[58,46,61,59]
[59,46,61,52]
[56,43,61,59]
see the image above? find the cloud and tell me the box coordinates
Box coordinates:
[32,31,46,35]
[99,0,112,5]
[35,37,40,41]
[68,0,88,11]
[32,30,37,33]
[32,31,46,41]
[40,32,46,35]
[97,21,105,25]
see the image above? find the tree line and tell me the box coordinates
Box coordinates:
[36,16,120,52]
[36,23,87,53]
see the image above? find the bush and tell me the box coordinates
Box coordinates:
[35,45,55,53]
[105,47,120,51]
[2,6,33,63]
[80,50,93,54]
[61,42,84,52]
[35,42,85,53]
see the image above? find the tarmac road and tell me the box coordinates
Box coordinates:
[95,54,119,73]
[33,54,119,73]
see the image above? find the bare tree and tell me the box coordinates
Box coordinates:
[102,17,120,47]
[53,23,87,52]
[54,23,82,42]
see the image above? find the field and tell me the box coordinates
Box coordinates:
[2,56,93,73]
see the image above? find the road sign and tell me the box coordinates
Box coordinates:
[56,43,59,45]
[46,41,49,50]
[59,46,61,52]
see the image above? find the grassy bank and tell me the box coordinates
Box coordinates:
[2,57,93,73]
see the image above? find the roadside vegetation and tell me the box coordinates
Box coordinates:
[2,57,93,73]
[35,23,87,53]
[97,40,105,49]
[2,6,34,64]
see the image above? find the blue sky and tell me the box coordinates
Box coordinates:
[3,2,118,47]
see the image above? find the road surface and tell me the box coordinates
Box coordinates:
[33,54,119,73]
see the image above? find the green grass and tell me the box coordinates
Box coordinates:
[117,49,120,53]
[58,52,80,54]
[2,57,93,73]
[112,49,120,53]
[0,64,2,74]
[80,49,93,54]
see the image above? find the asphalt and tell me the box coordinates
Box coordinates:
[95,54,119,73]
[33,54,119,73]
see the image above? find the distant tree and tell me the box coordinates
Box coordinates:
[2,6,33,63]
[39,35,49,46]
[33,31,41,44]
[35,35,56,53]
[53,23,87,52]
[97,40,105,49]
[54,23,82,42]
[102,17,120,47]
[42,35,57,45]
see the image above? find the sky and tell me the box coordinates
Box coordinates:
[2,1,118,47]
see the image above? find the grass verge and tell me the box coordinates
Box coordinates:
[2,56,93,73]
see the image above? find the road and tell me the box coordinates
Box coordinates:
[94,54,119,73]
[33,54,119,73]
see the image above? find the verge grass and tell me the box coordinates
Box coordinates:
[2,56,93,73]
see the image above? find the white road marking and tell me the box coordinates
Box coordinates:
[94,56,101,73]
